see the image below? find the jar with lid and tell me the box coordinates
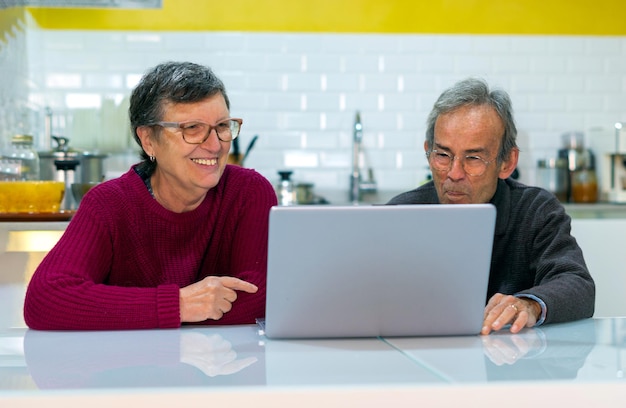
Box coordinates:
[0,159,21,181]
[2,134,40,180]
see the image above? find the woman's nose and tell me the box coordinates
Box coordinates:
[201,128,222,149]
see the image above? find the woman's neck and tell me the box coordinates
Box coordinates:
[150,173,205,213]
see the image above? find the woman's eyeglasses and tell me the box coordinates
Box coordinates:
[149,118,243,144]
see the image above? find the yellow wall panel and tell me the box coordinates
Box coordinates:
[23,0,626,35]
[0,8,27,43]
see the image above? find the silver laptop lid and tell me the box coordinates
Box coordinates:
[264,204,496,339]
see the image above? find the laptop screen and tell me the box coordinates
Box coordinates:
[264,204,496,339]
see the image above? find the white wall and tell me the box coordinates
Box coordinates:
[3,28,626,194]
[0,12,33,148]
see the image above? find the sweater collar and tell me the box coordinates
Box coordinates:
[489,178,510,236]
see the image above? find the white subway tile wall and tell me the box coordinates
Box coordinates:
[0,16,32,150]
[2,28,626,198]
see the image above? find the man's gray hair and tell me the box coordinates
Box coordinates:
[425,77,518,163]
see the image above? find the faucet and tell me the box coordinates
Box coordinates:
[349,111,377,204]
[44,106,53,151]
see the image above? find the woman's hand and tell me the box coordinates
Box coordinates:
[179,276,258,323]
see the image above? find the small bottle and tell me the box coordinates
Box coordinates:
[3,134,40,180]
[276,170,296,206]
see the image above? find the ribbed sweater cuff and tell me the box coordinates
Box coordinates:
[157,285,182,328]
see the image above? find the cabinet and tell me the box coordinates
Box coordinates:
[0,222,67,285]
[571,218,626,317]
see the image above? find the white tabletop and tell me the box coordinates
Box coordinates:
[2,283,626,406]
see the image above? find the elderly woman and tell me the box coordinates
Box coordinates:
[24,61,277,330]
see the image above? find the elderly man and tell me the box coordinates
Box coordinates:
[387,78,595,335]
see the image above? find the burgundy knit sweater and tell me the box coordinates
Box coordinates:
[24,164,278,330]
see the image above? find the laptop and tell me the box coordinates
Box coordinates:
[263,204,496,339]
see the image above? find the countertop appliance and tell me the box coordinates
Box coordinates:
[600,122,626,203]
[39,136,108,185]
[589,122,626,204]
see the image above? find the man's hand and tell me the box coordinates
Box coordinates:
[481,328,544,365]
[481,293,541,335]
[179,276,258,323]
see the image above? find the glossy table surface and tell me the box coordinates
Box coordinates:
[2,284,626,406]
[2,317,625,388]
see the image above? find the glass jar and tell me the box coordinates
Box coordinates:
[2,134,40,180]
[0,159,21,181]
[536,158,567,202]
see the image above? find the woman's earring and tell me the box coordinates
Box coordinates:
[150,156,155,162]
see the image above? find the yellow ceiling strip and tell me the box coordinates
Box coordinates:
[21,0,626,35]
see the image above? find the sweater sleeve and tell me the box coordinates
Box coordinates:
[23,171,185,330]
[23,193,183,330]
[24,167,277,330]
[195,168,278,325]
[517,193,595,324]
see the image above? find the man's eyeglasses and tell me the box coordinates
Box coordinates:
[148,118,243,144]
[427,149,492,177]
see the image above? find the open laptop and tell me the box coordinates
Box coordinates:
[262,204,496,339]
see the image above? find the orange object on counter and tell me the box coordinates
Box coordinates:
[0,181,65,213]
[227,153,242,166]
[571,169,598,203]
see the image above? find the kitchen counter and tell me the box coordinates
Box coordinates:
[562,202,626,219]
[317,189,626,218]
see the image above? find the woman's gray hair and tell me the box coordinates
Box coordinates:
[129,61,230,173]
[425,77,518,163]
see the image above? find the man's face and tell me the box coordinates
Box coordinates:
[426,104,517,204]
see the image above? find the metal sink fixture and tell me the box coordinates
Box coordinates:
[349,111,377,204]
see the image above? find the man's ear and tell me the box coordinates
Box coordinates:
[498,147,519,179]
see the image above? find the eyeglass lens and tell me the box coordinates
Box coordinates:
[429,150,488,176]
[183,120,241,143]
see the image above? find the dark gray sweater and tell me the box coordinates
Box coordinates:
[387,178,595,324]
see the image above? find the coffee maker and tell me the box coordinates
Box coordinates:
[600,122,626,203]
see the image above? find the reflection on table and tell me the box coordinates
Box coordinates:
[19,326,265,389]
[385,318,626,383]
[1,318,626,393]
